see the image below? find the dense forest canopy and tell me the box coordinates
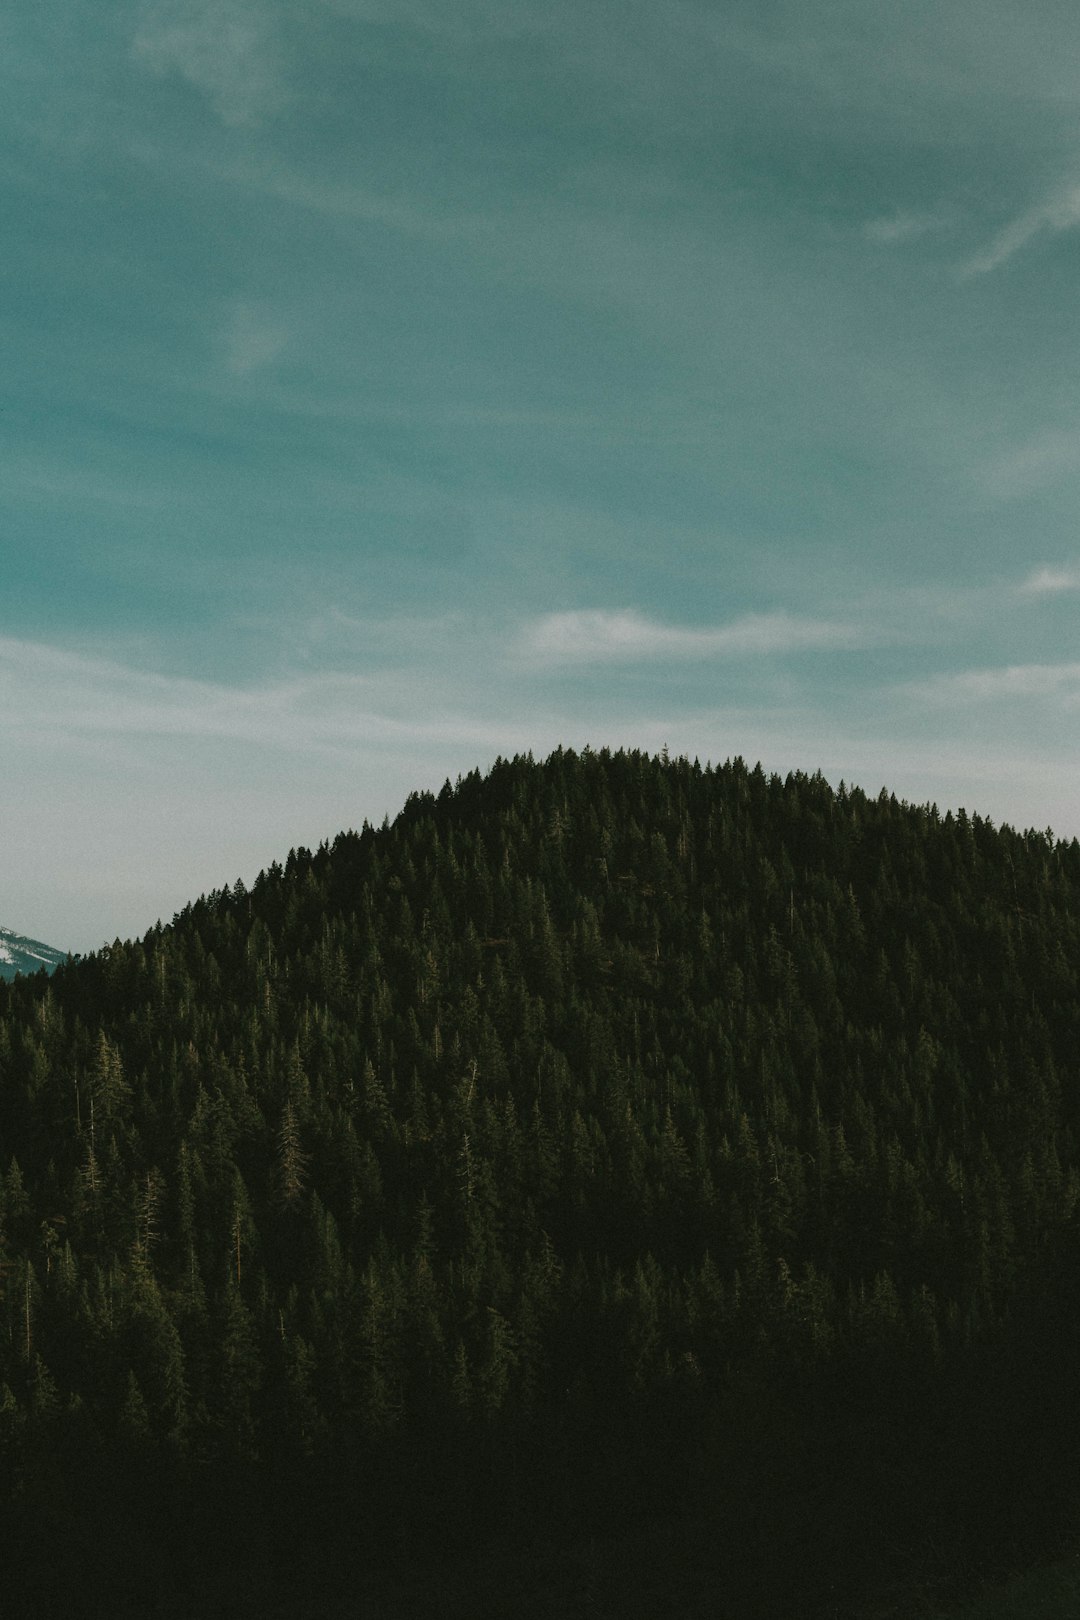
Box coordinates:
[4,748,1080,1616]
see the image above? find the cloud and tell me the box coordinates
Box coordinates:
[910,662,1080,704]
[979,430,1080,501]
[1018,564,1080,595]
[963,180,1080,276]
[864,211,946,245]
[317,0,555,36]
[519,609,860,666]
[132,0,283,127]
[223,301,288,375]
[0,635,506,754]
[212,156,469,240]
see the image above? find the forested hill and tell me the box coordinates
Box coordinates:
[5,748,1080,1618]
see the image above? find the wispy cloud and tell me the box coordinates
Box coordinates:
[212,156,468,238]
[864,211,947,246]
[1018,564,1080,595]
[963,180,1080,276]
[979,429,1080,501]
[910,662,1080,704]
[0,636,505,753]
[223,300,288,375]
[519,609,860,666]
[317,0,556,37]
[132,0,284,127]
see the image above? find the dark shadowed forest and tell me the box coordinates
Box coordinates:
[4,749,1080,1616]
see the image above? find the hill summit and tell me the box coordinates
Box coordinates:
[3,747,1080,1617]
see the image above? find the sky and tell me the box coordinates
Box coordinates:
[4,0,1080,954]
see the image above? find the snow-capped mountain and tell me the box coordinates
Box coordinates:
[0,926,69,981]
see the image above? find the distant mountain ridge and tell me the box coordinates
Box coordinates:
[0,924,67,980]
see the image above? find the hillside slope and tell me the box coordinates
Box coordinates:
[3,748,1080,1616]
[0,924,68,982]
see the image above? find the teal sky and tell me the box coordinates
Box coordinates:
[5,0,1080,953]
